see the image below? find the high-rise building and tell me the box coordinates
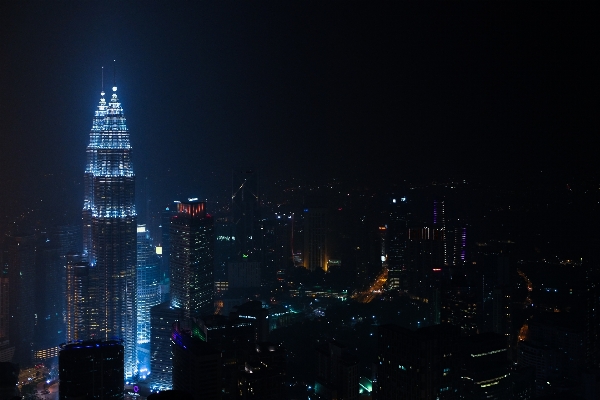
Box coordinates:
[303,207,328,272]
[232,170,260,261]
[150,302,184,391]
[386,196,409,290]
[65,261,89,343]
[159,205,178,283]
[406,227,445,300]
[136,224,160,375]
[169,201,214,318]
[58,340,124,400]
[83,83,137,378]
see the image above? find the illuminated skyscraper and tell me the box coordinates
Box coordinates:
[137,224,160,376]
[170,201,214,317]
[83,82,137,379]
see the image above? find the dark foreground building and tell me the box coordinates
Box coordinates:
[377,324,460,400]
[171,321,221,400]
[58,340,124,400]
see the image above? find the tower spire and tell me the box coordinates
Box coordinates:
[113,60,116,91]
[101,66,104,94]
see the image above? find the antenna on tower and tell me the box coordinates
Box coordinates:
[113,60,116,89]
[101,66,104,93]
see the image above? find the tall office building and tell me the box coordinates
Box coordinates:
[150,302,184,391]
[170,201,214,318]
[65,261,89,343]
[137,224,160,376]
[159,205,178,283]
[387,196,409,290]
[83,82,137,378]
[303,207,328,272]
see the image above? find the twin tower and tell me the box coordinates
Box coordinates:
[82,83,137,379]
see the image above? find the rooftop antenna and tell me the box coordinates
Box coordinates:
[101,66,104,93]
[113,60,116,91]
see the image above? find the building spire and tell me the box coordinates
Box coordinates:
[101,66,104,94]
[113,60,117,92]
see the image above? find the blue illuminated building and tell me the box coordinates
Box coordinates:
[137,225,161,378]
[82,82,137,379]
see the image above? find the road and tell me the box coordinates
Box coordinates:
[35,381,58,400]
[352,268,388,303]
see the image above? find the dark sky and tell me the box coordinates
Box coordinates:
[0,1,596,224]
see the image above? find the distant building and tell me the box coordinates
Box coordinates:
[214,216,235,283]
[159,205,178,283]
[5,232,36,367]
[150,302,184,391]
[58,340,124,400]
[315,340,358,400]
[137,225,161,346]
[458,332,511,399]
[376,324,460,400]
[303,208,328,272]
[65,261,89,343]
[230,301,269,342]
[169,201,214,317]
[441,286,479,336]
[137,225,161,377]
[228,261,261,289]
[238,342,286,400]
[34,233,66,357]
[231,170,260,262]
[405,227,445,300]
[517,313,585,397]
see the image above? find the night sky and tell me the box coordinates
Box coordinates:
[0,2,596,224]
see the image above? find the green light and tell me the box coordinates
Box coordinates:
[242,254,248,258]
[192,324,206,342]
[359,377,373,393]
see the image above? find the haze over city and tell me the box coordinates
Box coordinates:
[0,2,598,400]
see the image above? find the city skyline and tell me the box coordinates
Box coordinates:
[0,3,598,398]
[0,2,597,226]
